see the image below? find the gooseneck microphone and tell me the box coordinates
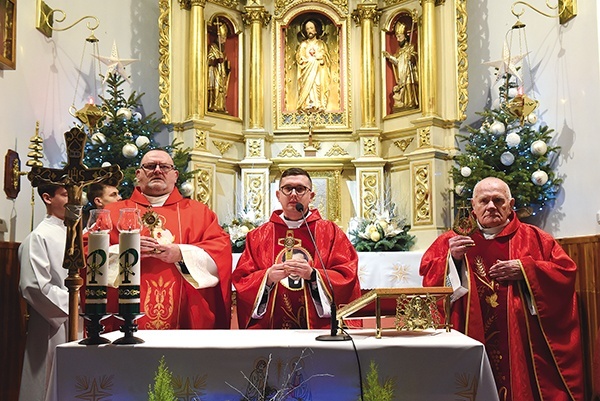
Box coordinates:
[295,202,351,341]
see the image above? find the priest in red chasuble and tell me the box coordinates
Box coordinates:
[97,149,232,330]
[233,168,361,329]
[420,177,584,401]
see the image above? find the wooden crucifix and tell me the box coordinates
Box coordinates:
[28,127,123,341]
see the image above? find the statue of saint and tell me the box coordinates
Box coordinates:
[295,19,331,112]
[383,21,419,112]
[208,21,231,113]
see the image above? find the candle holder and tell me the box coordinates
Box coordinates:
[79,311,111,345]
[112,312,145,345]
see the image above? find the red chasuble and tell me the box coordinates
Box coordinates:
[420,212,584,401]
[93,187,232,330]
[233,210,361,329]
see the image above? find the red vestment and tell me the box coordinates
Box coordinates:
[87,187,231,330]
[233,210,361,329]
[420,212,584,401]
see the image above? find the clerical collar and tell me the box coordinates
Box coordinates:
[280,211,312,229]
[144,193,170,207]
[478,219,510,240]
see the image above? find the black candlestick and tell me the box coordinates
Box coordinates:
[79,312,111,345]
[112,313,145,345]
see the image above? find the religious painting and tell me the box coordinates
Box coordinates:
[206,14,239,118]
[275,7,350,132]
[382,10,420,116]
[0,0,16,70]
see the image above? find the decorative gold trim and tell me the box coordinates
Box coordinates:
[362,138,378,156]
[245,173,266,220]
[309,169,342,224]
[275,0,348,18]
[212,140,232,155]
[324,144,349,157]
[413,162,432,225]
[456,0,468,121]
[351,4,381,26]
[158,0,171,123]
[417,126,431,147]
[394,137,414,152]
[209,0,238,10]
[360,170,380,218]
[194,167,212,205]
[277,145,302,158]
[247,139,263,158]
[195,130,208,151]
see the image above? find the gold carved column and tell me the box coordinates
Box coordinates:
[352,3,385,219]
[421,0,437,116]
[239,5,272,221]
[188,0,207,119]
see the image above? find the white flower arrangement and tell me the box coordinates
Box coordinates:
[222,208,263,252]
[348,205,415,252]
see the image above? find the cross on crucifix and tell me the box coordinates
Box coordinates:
[27,127,123,340]
[277,230,302,260]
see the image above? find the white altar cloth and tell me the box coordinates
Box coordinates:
[233,251,425,290]
[47,329,499,401]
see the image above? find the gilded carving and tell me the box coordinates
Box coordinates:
[158,0,170,124]
[212,140,232,155]
[245,174,265,219]
[195,130,207,150]
[394,137,414,152]
[361,171,379,218]
[277,145,302,158]
[456,0,469,121]
[275,0,348,17]
[310,170,342,223]
[247,139,262,157]
[363,138,378,156]
[413,163,431,225]
[303,141,321,151]
[242,7,272,26]
[418,127,431,147]
[195,168,211,205]
[351,5,381,26]
[209,0,238,10]
[324,144,349,157]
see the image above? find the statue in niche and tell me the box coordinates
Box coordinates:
[295,18,331,112]
[383,19,419,112]
[207,19,231,113]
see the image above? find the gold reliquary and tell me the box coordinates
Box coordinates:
[337,287,453,339]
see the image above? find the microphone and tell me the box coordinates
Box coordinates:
[295,202,351,341]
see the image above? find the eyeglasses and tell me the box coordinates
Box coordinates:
[279,185,311,196]
[140,163,176,173]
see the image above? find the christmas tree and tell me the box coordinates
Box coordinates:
[452,71,562,218]
[83,73,194,200]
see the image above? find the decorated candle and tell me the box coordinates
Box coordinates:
[117,208,142,316]
[85,209,112,315]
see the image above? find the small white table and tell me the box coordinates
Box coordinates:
[46,329,499,401]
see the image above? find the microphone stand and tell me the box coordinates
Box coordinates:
[295,203,351,341]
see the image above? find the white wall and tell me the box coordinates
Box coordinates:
[0,0,161,241]
[465,0,600,238]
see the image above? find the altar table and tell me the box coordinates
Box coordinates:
[47,329,499,401]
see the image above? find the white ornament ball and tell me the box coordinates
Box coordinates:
[490,121,506,136]
[133,112,142,122]
[101,162,111,167]
[124,131,133,138]
[500,151,515,166]
[506,132,521,148]
[117,107,133,120]
[81,191,88,205]
[180,180,194,197]
[455,183,466,196]
[508,87,519,98]
[135,135,150,148]
[460,166,472,178]
[91,132,106,144]
[492,98,501,110]
[530,140,548,156]
[122,143,139,158]
[526,113,538,125]
[531,170,549,186]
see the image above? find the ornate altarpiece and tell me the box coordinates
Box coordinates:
[159,0,468,247]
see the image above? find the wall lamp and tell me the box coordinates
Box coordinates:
[36,0,100,38]
[511,0,577,25]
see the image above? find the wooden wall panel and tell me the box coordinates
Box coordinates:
[557,234,600,401]
[0,242,25,401]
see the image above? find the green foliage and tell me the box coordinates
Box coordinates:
[83,74,193,199]
[221,209,263,253]
[148,356,176,401]
[348,206,415,252]
[361,361,395,401]
[452,73,562,213]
